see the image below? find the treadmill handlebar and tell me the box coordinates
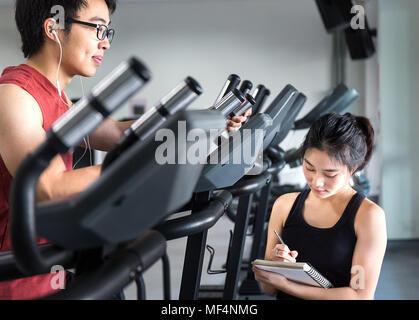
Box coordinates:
[102,77,203,170]
[266,145,286,162]
[224,171,272,197]
[52,57,151,151]
[213,74,241,107]
[155,190,232,241]
[230,93,256,117]
[252,84,270,114]
[214,88,245,117]
[0,244,74,283]
[294,83,359,130]
[43,231,166,300]
[131,76,202,135]
[268,92,307,147]
[284,146,303,164]
[238,80,253,95]
[10,57,150,276]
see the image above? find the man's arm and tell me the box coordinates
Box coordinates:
[0,84,101,203]
[227,108,252,131]
[86,108,252,151]
[63,94,134,151]
[85,118,134,151]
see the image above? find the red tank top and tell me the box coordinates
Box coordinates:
[0,64,73,299]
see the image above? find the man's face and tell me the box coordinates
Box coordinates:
[61,0,112,77]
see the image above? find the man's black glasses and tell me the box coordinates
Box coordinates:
[68,18,115,44]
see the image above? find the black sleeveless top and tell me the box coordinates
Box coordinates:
[276,188,366,300]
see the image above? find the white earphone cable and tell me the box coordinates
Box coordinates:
[79,75,92,166]
[54,30,92,169]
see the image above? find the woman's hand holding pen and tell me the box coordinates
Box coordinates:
[252,229,298,295]
[270,229,298,263]
[270,244,298,263]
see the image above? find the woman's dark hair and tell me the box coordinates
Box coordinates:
[15,0,117,58]
[301,112,375,173]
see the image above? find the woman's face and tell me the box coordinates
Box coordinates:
[303,148,353,198]
[60,0,112,77]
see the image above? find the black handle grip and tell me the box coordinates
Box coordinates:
[213,74,241,106]
[252,85,271,114]
[230,94,256,117]
[239,80,253,95]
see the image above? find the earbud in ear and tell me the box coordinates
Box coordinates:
[52,29,61,46]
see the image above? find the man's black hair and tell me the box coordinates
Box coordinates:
[15,0,117,58]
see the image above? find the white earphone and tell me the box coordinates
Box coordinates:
[51,29,63,97]
[51,25,92,167]
[52,29,59,43]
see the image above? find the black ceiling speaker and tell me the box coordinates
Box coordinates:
[344,17,376,60]
[315,0,376,60]
[315,0,354,33]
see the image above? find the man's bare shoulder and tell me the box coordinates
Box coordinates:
[0,83,43,125]
[0,83,46,175]
[0,83,38,104]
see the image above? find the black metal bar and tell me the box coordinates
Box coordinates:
[155,191,232,240]
[73,247,104,278]
[179,230,208,300]
[10,141,62,275]
[116,290,126,300]
[156,190,232,300]
[222,193,253,300]
[162,253,171,300]
[43,231,166,300]
[0,244,74,282]
[225,172,271,197]
[239,182,272,295]
[253,183,272,260]
[136,273,146,300]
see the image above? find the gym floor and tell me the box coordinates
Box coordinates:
[123,215,419,300]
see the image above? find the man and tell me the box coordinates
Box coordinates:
[0,0,250,299]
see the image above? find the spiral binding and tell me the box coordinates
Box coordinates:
[306,264,333,288]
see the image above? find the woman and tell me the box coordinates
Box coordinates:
[253,112,387,300]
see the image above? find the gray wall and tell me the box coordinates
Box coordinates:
[379,0,419,239]
[0,0,336,179]
[0,0,334,120]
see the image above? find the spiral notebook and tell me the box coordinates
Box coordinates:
[252,259,334,289]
